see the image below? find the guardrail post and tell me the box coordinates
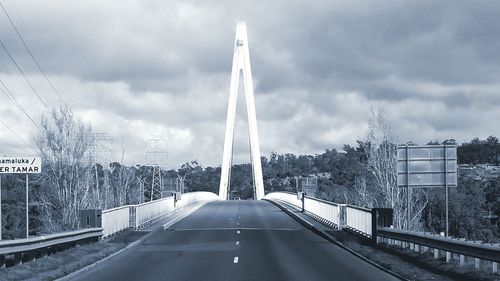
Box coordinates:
[474,258,480,270]
[338,204,346,229]
[301,193,305,213]
[446,251,451,262]
[493,262,498,274]
[459,255,465,266]
[434,248,439,259]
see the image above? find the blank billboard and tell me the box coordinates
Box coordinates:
[397,145,457,187]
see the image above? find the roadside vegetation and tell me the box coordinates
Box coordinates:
[1,107,498,244]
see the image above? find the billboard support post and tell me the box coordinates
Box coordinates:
[397,145,457,236]
[406,145,410,230]
[445,146,449,237]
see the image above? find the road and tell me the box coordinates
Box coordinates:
[70,200,399,281]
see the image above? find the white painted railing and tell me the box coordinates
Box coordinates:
[101,191,219,238]
[264,192,340,228]
[263,192,302,209]
[304,197,340,227]
[134,196,175,229]
[265,192,372,234]
[101,205,130,238]
[345,205,372,237]
[176,191,220,208]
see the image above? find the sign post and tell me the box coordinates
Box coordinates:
[0,175,2,240]
[300,176,318,197]
[0,157,42,239]
[26,174,29,238]
[397,145,457,236]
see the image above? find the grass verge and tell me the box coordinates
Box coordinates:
[0,239,127,281]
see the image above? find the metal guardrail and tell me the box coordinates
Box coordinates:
[0,228,102,267]
[378,227,500,273]
[266,191,499,274]
[0,191,219,267]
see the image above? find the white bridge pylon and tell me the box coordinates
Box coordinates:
[219,22,265,200]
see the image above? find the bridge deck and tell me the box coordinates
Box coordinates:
[70,200,399,281]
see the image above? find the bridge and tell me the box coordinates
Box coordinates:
[0,22,498,281]
[64,197,400,281]
[0,191,498,280]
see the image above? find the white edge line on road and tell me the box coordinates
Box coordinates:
[56,200,215,281]
[163,203,207,230]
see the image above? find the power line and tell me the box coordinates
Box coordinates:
[0,78,41,131]
[0,119,37,153]
[0,38,49,110]
[0,0,69,110]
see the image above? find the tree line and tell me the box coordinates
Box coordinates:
[1,106,498,243]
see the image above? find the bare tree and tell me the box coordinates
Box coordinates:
[36,106,93,231]
[362,108,406,229]
[353,175,378,208]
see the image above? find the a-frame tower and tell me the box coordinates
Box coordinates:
[219,22,264,200]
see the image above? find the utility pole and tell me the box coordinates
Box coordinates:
[145,134,167,201]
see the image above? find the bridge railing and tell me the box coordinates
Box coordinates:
[263,191,302,209]
[102,205,130,238]
[264,192,379,237]
[175,192,220,208]
[0,191,218,267]
[304,197,340,228]
[134,197,175,230]
[101,191,219,238]
[264,192,341,229]
[265,191,499,274]
[345,204,372,237]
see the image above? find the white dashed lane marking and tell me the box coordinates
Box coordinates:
[233,257,239,263]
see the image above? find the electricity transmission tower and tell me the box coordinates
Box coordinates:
[171,175,186,193]
[137,177,147,204]
[145,135,167,201]
[84,133,113,207]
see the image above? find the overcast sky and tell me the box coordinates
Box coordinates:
[0,0,499,168]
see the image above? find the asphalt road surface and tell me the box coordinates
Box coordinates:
[69,200,399,281]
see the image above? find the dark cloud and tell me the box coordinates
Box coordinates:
[0,0,499,166]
